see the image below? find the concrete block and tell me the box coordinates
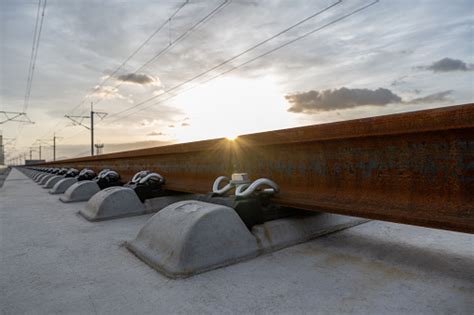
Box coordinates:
[43,176,64,189]
[127,200,259,278]
[60,181,100,203]
[127,201,369,278]
[38,174,54,185]
[80,187,145,221]
[35,173,47,183]
[251,213,369,253]
[49,178,78,195]
[36,173,49,185]
[143,194,195,213]
[79,191,194,222]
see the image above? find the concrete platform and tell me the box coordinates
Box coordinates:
[1,168,473,314]
[0,166,10,188]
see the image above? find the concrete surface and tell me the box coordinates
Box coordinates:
[49,177,78,195]
[0,166,10,188]
[1,168,473,314]
[252,213,369,253]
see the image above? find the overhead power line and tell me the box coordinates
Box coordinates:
[65,103,107,156]
[64,0,191,117]
[0,111,35,125]
[42,0,380,144]
[96,0,190,90]
[38,0,232,146]
[93,0,231,107]
[23,0,42,113]
[14,0,47,150]
[103,0,354,122]
[105,0,380,124]
[33,0,192,147]
[23,0,47,113]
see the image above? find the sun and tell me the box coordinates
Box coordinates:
[225,134,239,141]
[168,75,295,143]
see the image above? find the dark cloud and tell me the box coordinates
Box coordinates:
[181,122,190,127]
[286,87,402,113]
[419,57,473,72]
[408,90,452,104]
[286,86,455,114]
[390,79,406,87]
[116,73,161,86]
[390,75,408,87]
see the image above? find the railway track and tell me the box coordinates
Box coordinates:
[30,103,474,233]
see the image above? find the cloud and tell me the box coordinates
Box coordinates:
[390,75,409,86]
[418,57,473,73]
[168,124,175,128]
[140,119,159,127]
[286,87,402,113]
[181,122,190,127]
[137,105,183,127]
[147,131,166,136]
[116,73,161,86]
[408,90,453,104]
[88,85,126,100]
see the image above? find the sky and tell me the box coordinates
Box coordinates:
[1,0,473,162]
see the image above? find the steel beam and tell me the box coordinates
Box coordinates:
[34,104,474,233]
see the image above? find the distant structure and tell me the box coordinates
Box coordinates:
[0,132,5,165]
[95,143,104,155]
[25,159,45,165]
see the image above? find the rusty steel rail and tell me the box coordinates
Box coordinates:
[33,104,474,233]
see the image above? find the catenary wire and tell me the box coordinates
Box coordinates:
[105,0,380,124]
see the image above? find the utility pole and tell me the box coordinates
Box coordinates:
[91,102,94,156]
[65,102,107,157]
[52,133,62,161]
[34,139,50,161]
